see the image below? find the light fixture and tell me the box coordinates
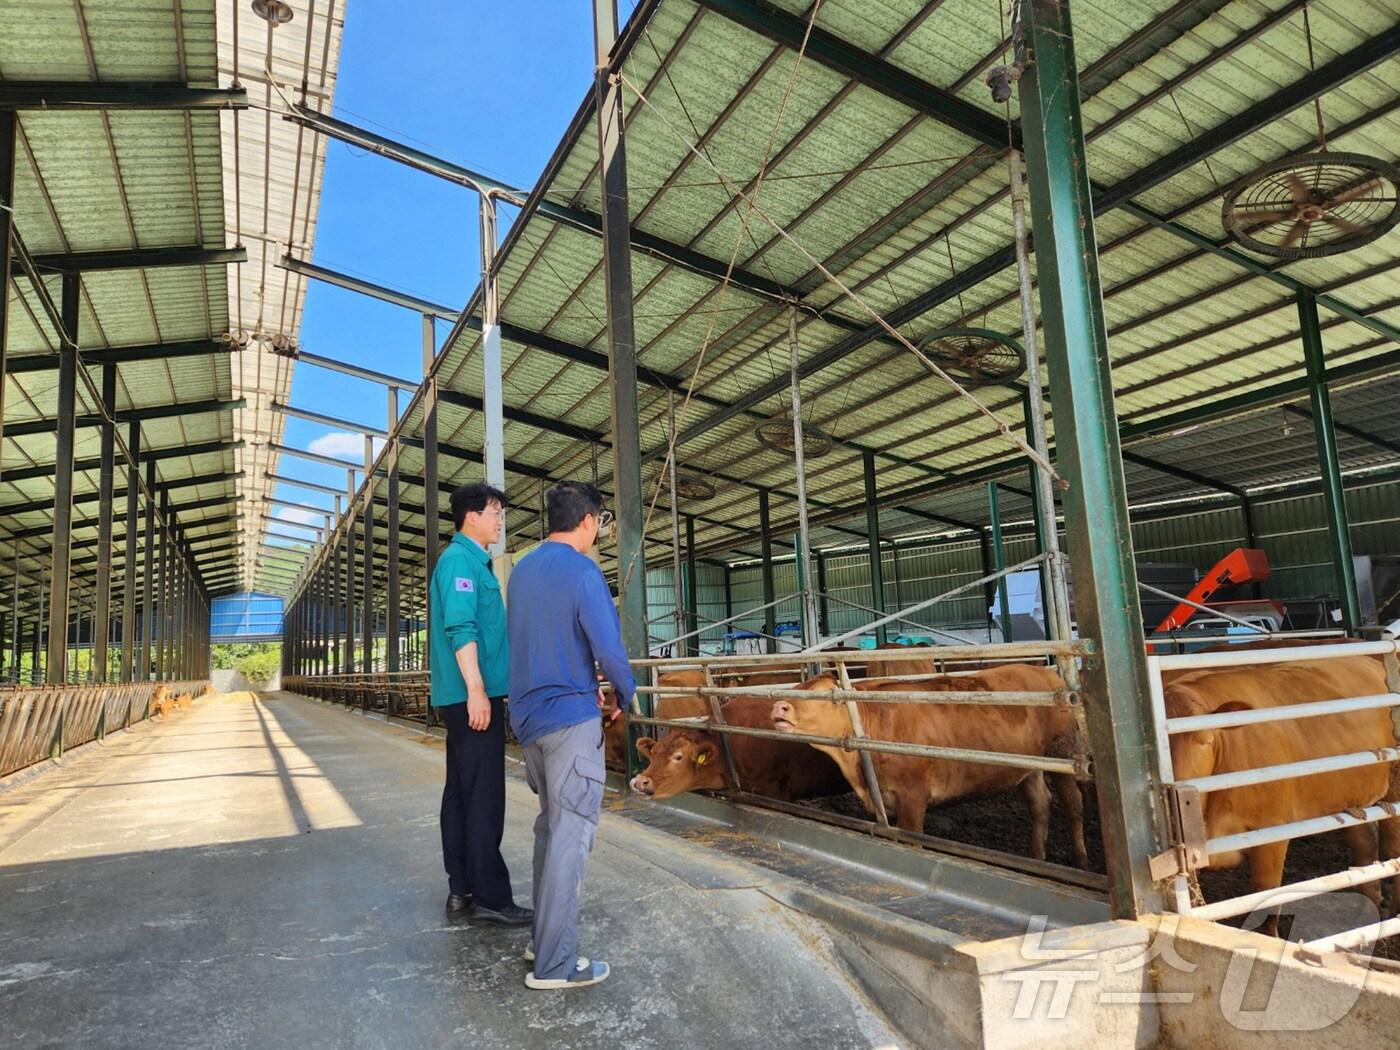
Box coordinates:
[1281,408,1297,437]
[252,0,295,25]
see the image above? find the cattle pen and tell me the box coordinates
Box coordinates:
[6,0,1400,1047]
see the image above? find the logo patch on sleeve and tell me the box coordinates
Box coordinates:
[454,577,474,592]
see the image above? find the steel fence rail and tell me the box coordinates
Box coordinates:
[1147,638,1400,949]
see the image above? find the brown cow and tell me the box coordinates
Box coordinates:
[629,696,848,801]
[771,665,1087,866]
[1164,657,1399,926]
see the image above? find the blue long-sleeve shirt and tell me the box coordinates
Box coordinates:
[506,540,637,746]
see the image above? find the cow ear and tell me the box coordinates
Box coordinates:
[694,741,718,767]
[636,736,656,758]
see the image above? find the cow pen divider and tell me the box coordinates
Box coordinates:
[631,641,1095,882]
[1147,638,1400,950]
[0,680,209,778]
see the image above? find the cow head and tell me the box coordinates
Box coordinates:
[770,674,853,740]
[628,730,726,798]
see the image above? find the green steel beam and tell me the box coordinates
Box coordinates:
[2,398,246,439]
[14,245,247,275]
[0,82,248,110]
[0,438,243,484]
[1282,403,1400,458]
[5,339,232,374]
[694,0,1014,149]
[1120,450,1242,496]
[1299,291,1361,630]
[1020,0,1165,918]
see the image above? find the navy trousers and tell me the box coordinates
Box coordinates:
[438,697,515,909]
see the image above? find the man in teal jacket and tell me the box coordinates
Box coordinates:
[431,482,531,927]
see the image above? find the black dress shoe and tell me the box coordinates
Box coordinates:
[468,902,534,927]
[446,893,473,914]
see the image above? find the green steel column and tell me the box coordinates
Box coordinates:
[93,364,117,681]
[142,459,155,679]
[987,483,1013,643]
[815,551,829,635]
[386,389,402,674]
[1298,290,1361,630]
[0,112,14,449]
[684,515,699,657]
[46,273,80,683]
[362,437,375,673]
[1020,0,1166,918]
[120,421,140,681]
[758,488,776,652]
[862,452,888,645]
[594,0,648,661]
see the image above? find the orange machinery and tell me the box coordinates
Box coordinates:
[1154,548,1272,634]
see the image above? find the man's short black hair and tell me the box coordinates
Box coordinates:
[546,481,604,534]
[451,482,506,531]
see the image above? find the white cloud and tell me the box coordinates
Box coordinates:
[274,507,323,528]
[306,430,386,462]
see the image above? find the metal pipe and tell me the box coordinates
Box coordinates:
[480,193,506,561]
[668,392,684,646]
[788,307,821,649]
[758,489,777,652]
[634,638,1086,668]
[1191,858,1400,922]
[46,273,80,684]
[1209,801,1400,858]
[684,516,699,657]
[1299,290,1361,630]
[637,684,1068,707]
[1180,745,1400,794]
[862,451,887,645]
[1156,640,1395,671]
[987,482,1012,643]
[628,715,1079,775]
[1166,691,1399,734]
[1008,149,1072,645]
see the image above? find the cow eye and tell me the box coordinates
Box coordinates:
[671,753,683,762]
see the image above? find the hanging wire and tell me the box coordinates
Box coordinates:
[1301,1,1329,151]
[617,69,1062,485]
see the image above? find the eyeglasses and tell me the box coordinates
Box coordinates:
[472,506,505,518]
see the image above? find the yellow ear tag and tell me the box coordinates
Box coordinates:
[695,752,707,765]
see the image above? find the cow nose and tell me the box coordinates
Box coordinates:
[773,701,793,723]
[630,774,653,795]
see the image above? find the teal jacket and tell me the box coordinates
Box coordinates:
[429,532,509,705]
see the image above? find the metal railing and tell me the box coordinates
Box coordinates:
[630,642,1092,832]
[283,671,433,722]
[1147,639,1400,949]
[0,679,210,778]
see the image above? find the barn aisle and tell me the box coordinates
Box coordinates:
[0,692,899,1049]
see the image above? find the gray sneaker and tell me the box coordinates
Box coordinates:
[525,958,610,990]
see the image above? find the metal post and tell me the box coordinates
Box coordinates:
[987,483,1013,643]
[684,515,699,657]
[387,388,401,674]
[93,363,117,681]
[9,543,18,683]
[421,313,440,669]
[815,551,829,636]
[1008,149,1072,645]
[666,394,686,649]
[789,307,820,649]
[142,459,155,679]
[1299,290,1361,630]
[46,273,80,683]
[121,421,140,681]
[594,0,648,662]
[344,472,356,674]
[479,198,507,562]
[862,451,888,645]
[1020,0,1166,917]
[332,495,343,674]
[0,111,14,447]
[362,436,375,672]
[758,488,776,653]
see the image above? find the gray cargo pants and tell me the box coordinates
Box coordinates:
[521,717,606,981]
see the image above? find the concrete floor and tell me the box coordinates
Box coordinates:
[0,692,901,1049]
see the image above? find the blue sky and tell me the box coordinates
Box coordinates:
[269,0,640,540]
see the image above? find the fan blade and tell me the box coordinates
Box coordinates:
[1233,207,1294,224]
[1281,219,1310,248]
[1321,213,1369,236]
[1284,171,1312,205]
[1327,177,1382,206]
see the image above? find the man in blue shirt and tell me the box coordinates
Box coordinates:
[430,482,531,928]
[508,481,636,990]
